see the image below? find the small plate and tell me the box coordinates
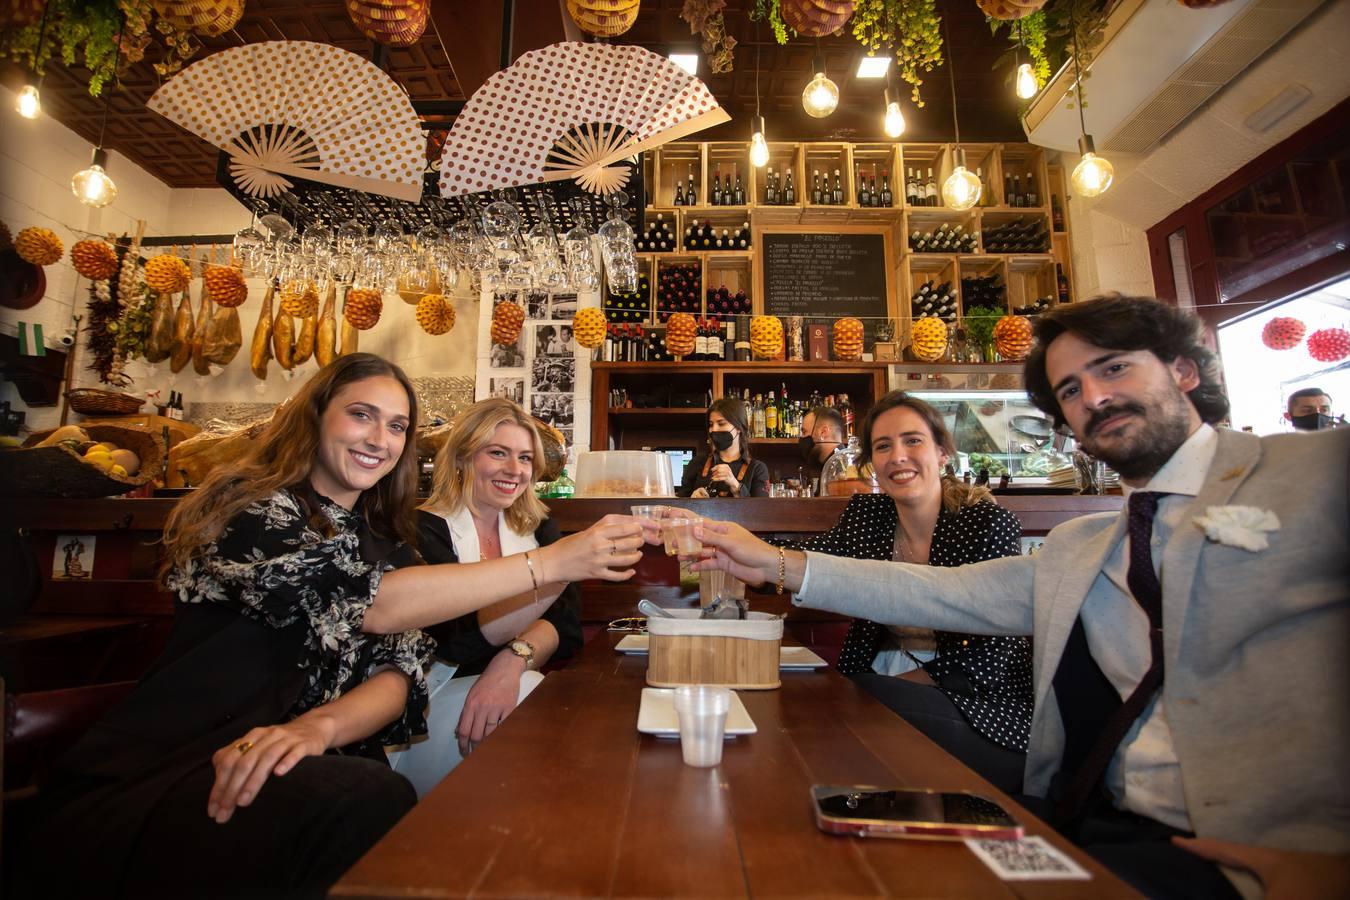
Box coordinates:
[637,687,758,736]
[617,635,827,670]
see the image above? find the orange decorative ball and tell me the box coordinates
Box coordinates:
[145,254,191,293]
[910,317,948,362]
[750,315,784,359]
[204,266,248,307]
[572,307,606,349]
[490,299,526,345]
[832,316,864,360]
[665,312,697,357]
[71,239,119,281]
[414,293,455,335]
[15,226,63,266]
[993,314,1034,361]
[344,288,384,331]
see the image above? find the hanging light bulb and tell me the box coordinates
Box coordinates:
[1015,63,1038,100]
[802,71,839,118]
[942,148,982,211]
[16,77,41,119]
[750,115,770,168]
[1071,135,1114,198]
[72,147,118,208]
[882,88,906,138]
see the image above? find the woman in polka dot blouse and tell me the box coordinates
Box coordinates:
[781,391,1030,792]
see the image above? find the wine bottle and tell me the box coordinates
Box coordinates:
[1052,195,1065,231]
[1025,171,1038,207]
[765,167,776,205]
[735,315,752,361]
[783,169,795,204]
[857,166,870,207]
[812,169,823,205]
[832,169,843,205]
[674,180,685,207]
[733,173,745,206]
[1012,174,1023,209]
[924,168,938,207]
[711,169,722,206]
[687,165,698,206]
[880,170,892,207]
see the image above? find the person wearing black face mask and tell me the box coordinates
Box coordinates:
[798,406,845,493]
[678,398,770,498]
[1285,388,1339,431]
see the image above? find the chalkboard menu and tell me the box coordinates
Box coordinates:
[761,231,891,346]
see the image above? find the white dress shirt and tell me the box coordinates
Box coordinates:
[1087,423,1218,830]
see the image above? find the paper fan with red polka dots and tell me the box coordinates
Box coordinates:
[147,41,425,201]
[438,41,730,197]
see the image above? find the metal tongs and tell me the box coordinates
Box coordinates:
[699,594,749,620]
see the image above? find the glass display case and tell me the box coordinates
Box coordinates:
[889,366,1074,480]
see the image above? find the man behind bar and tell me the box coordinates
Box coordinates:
[698,295,1349,899]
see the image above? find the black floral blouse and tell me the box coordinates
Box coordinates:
[165,489,436,752]
[782,493,1033,752]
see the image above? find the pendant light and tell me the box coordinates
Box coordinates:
[940,14,981,210]
[1014,23,1038,100]
[1068,7,1114,197]
[750,28,770,167]
[802,42,839,118]
[72,13,123,208]
[14,1,53,119]
[882,67,906,138]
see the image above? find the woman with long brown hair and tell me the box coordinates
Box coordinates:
[24,354,647,899]
[677,397,770,498]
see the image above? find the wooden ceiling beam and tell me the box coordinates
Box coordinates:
[431,0,572,100]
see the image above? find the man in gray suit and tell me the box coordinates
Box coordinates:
[696,296,1348,900]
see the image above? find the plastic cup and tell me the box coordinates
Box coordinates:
[672,685,732,767]
[668,517,702,555]
[630,504,667,519]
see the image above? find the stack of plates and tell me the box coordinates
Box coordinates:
[1046,465,1078,487]
[346,0,429,47]
[152,0,245,37]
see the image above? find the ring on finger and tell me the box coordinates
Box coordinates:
[236,740,254,755]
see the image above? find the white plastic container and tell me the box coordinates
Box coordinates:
[573,450,675,498]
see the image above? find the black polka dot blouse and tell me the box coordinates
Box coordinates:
[781,493,1032,753]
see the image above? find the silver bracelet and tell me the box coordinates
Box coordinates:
[523,550,540,604]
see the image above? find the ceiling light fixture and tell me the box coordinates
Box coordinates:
[14,1,52,120]
[940,15,981,210]
[750,30,769,168]
[72,11,122,208]
[1068,6,1113,198]
[856,56,892,79]
[668,53,699,76]
[1014,22,1037,100]
[883,86,905,139]
[802,42,838,118]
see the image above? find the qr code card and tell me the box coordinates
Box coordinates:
[964,835,1092,881]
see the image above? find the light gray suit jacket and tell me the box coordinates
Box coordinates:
[797,428,1349,868]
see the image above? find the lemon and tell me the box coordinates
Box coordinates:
[109,464,128,477]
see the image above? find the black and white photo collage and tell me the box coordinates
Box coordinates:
[480,289,586,453]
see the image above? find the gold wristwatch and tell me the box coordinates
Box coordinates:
[508,638,536,670]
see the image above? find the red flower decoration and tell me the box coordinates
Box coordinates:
[1307,327,1350,363]
[1261,316,1305,350]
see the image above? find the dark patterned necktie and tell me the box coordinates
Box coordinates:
[1054,491,1168,824]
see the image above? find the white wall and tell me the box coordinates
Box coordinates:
[1,84,478,435]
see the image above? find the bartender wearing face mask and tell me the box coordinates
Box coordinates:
[679,398,771,498]
[1285,387,1341,431]
[798,406,845,492]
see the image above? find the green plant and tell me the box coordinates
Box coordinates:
[851,0,944,107]
[750,0,789,46]
[988,0,1110,108]
[963,305,1003,349]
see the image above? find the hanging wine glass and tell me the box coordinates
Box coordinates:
[373,218,404,252]
[597,191,638,293]
[336,218,366,254]
[259,210,294,243]
[301,223,333,256]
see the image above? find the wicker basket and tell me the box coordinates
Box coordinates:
[646,610,783,690]
[66,388,144,416]
[5,424,164,498]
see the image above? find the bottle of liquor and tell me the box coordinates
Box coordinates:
[869,172,879,207]
[880,170,892,207]
[832,169,843,205]
[811,169,823,205]
[1056,264,1071,303]
[722,172,732,205]
[765,390,778,438]
[603,325,615,362]
[711,168,722,206]
[674,179,685,207]
[783,169,795,204]
[857,166,870,207]
[735,315,752,361]
[738,221,751,249]
[1051,195,1065,231]
[1004,173,1015,209]
[723,317,736,361]
[924,168,938,207]
[837,393,854,437]
[733,173,745,206]
[710,318,724,359]
[753,395,767,438]
[1024,171,1038,207]
[687,165,698,206]
[1011,174,1023,209]
[764,167,776,205]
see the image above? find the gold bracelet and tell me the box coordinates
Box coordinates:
[776,547,786,595]
[524,551,540,604]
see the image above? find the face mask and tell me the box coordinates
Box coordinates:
[798,436,819,462]
[709,430,735,452]
[1290,412,1334,431]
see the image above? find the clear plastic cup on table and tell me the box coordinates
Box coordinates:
[672,685,732,767]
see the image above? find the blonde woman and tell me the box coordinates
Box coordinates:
[388,398,581,795]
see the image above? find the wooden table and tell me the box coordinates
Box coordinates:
[332,633,1140,899]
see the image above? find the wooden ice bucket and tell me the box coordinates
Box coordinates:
[646,609,783,690]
